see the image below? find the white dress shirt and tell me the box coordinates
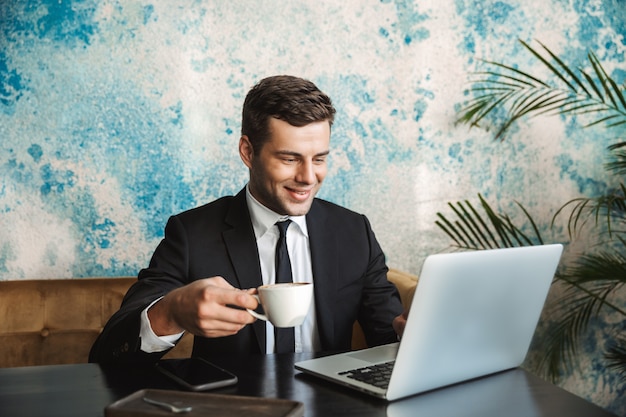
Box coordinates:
[247,187,320,353]
[139,185,320,353]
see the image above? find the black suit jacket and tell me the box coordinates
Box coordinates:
[89,188,403,363]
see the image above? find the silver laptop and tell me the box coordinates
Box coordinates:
[295,244,563,401]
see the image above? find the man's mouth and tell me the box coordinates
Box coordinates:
[286,188,312,201]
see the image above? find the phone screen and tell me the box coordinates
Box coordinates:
[156,358,238,391]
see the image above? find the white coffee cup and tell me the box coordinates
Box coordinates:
[247,282,313,328]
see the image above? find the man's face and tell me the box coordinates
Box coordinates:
[240,117,330,216]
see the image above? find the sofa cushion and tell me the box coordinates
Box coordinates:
[0,278,135,367]
[0,268,417,367]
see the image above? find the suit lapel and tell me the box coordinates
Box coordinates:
[306,200,339,350]
[222,189,266,352]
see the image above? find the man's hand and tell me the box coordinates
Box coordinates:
[392,310,408,339]
[147,277,259,338]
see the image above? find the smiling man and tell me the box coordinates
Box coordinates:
[89,75,405,363]
[242,118,330,217]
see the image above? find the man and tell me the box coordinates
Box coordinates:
[89,75,405,364]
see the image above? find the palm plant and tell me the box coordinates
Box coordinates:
[441,40,626,382]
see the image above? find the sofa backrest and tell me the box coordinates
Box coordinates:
[0,268,417,367]
[0,277,192,367]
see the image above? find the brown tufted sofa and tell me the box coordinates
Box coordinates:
[0,269,417,368]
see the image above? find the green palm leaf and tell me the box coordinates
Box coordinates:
[539,275,622,381]
[538,252,626,381]
[457,40,626,139]
[606,148,626,176]
[435,194,544,250]
[451,39,626,384]
[606,336,626,379]
[553,184,626,238]
[561,252,626,323]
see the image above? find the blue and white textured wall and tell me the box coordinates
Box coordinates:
[1,0,624,414]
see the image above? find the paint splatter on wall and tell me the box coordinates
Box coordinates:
[0,0,624,413]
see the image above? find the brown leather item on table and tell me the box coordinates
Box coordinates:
[105,389,304,417]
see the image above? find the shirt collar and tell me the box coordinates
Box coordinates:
[245,185,309,239]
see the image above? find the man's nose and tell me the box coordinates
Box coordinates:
[295,161,316,184]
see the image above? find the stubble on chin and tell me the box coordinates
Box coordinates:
[279,191,317,217]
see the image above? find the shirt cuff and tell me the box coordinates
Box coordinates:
[139,297,185,353]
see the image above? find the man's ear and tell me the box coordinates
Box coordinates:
[239,136,254,169]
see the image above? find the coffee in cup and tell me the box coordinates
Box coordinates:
[247,282,313,328]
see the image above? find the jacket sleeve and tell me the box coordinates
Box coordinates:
[89,216,190,364]
[357,215,404,347]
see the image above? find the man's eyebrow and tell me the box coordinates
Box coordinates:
[275,150,330,157]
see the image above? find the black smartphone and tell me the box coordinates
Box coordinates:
[155,358,238,391]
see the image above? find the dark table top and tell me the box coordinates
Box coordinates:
[0,352,617,417]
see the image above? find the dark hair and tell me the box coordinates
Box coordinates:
[241,75,336,154]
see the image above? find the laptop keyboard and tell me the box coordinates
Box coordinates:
[338,361,395,389]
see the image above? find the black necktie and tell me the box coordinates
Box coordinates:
[274,219,295,353]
